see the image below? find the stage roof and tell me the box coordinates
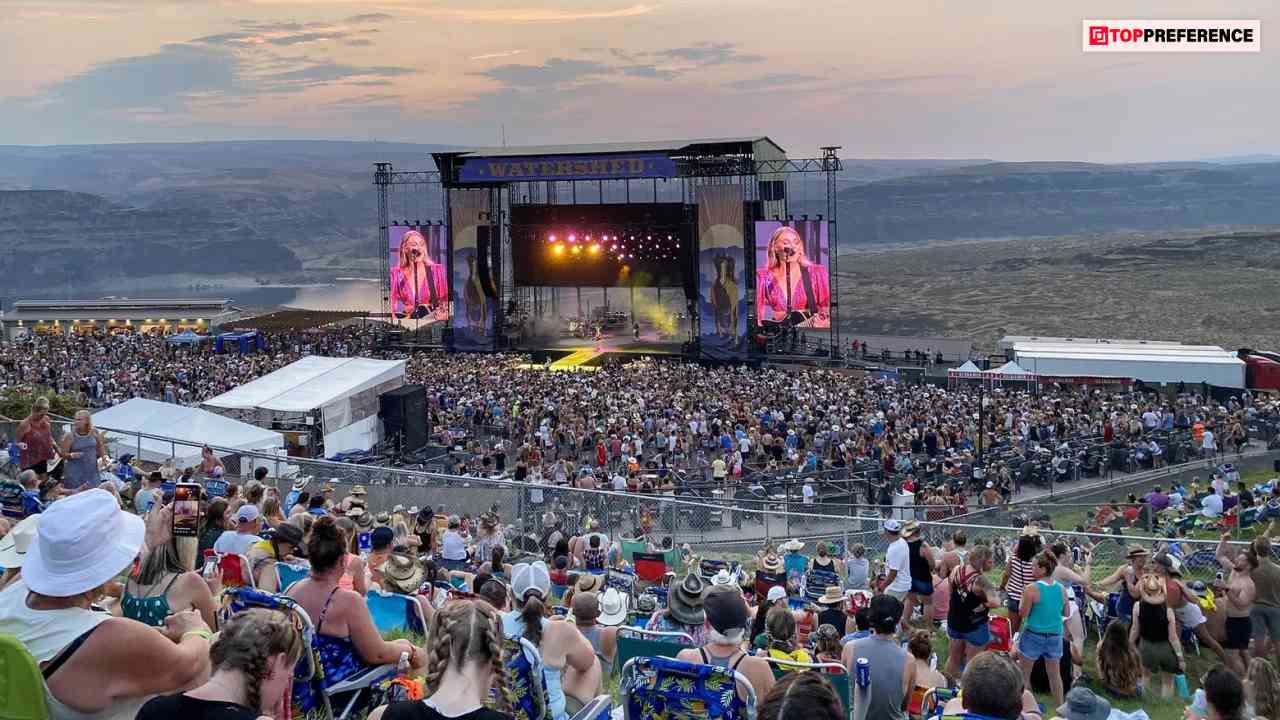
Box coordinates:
[442,137,784,159]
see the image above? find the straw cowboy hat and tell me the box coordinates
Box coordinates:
[780,539,805,553]
[816,586,845,606]
[575,572,604,594]
[902,520,922,539]
[351,485,367,496]
[1020,524,1041,537]
[667,573,708,626]
[381,552,425,595]
[1125,545,1151,560]
[291,477,309,491]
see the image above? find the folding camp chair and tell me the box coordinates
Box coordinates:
[632,551,668,583]
[503,635,550,720]
[804,568,840,604]
[621,655,756,720]
[620,539,648,564]
[921,687,958,719]
[366,589,427,636]
[613,627,696,675]
[568,694,613,720]
[276,560,310,593]
[0,633,48,720]
[215,552,254,588]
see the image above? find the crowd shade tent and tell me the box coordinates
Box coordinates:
[92,398,285,466]
[1011,341,1246,388]
[165,330,209,346]
[947,360,985,387]
[201,356,406,455]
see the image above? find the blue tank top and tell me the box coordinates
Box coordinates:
[502,610,567,720]
[1026,580,1065,634]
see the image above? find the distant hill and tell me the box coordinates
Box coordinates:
[836,160,1280,244]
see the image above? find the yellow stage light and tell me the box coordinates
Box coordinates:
[589,244,601,255]
[571,245,582,254]
[552,244,564,256]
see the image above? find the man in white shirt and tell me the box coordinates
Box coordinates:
[883,519,912,605]
[1203,429,1218,458]
[213,504,263,556]
[1202,492,1225,519]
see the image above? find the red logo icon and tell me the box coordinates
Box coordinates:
[1089,26,1109,45]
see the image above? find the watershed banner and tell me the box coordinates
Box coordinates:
[458,152,677,183]
[388,225,449,327]
[449,188,495,351]
[696,184,747,359]
[754,220,831,329]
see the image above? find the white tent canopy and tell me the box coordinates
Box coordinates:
[948,360,984,379]
[986,360,1038,381]
[92,398,285,466]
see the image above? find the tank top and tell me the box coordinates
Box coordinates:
[948,567,989,633]
[1005,556,1032,603]
[62,431,99,490]
[907,540,930,583]
[501,611,567,720]
[0,579,110,663]
[817,606,845,631]
[1138,601,1170,643]
[1026,580,1065,634]
[849,635,908,720]
[19,420,54,467]
[698,646,747,672]
[121,574,180,627]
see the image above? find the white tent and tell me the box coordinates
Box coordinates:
[202,356,406,453]
[92,398,285,466]
[986,360,1038,381]
[948,360,984,379]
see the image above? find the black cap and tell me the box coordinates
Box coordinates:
[869,594,902,633]
[702,586,749,634]
[371,525,395,549]
[263,523,306,555]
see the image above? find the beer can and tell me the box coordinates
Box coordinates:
[855,657,870,689]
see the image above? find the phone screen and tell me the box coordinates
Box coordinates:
[172,483,202,537]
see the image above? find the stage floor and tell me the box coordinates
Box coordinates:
[526,330,686,355]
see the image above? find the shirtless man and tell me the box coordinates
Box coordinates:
[1091,545,1147,621]
[1153,553,1229,668]
[1215,531,1257,674]
[937,530,969,579]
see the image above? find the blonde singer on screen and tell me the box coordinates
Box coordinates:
[756,225,830,328]
[390,229,448,324]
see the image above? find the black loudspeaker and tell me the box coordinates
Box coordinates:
[380,384,427,451]
[476,225,500,298]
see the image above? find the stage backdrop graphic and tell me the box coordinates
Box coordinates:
[696,184,747,358]
[754,220,831,329]
[388,225,449,327]
[448,189,495,351]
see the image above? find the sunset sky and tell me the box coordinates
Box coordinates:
[3,0,1277,161]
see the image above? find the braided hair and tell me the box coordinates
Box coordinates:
[423,599,511,715]
[210,608,304,713]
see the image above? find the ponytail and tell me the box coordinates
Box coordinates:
[519,592,545,647]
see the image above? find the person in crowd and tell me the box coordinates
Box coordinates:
[1131,572,1184,698]
[906,628,947,715]
[17,396,58,489]
[1052,687,1112,720]
[367,525,395,588]
[1252,531,1280,670]
[648,571,710,645]
[1202,665,1248,720]
[1017,550,1070,707]
[440,515,468,572]
[332,516,369,595]
[478,578,508,611]
[214,504,263,556]
[261,496,286,527]
[197,497,230,558]
[57,410,107,493]
[945,543,998,680]
[883,519,912,604]
[947,651,1036,720]
[118,505,220,629]
[199,446,225,479]
[758,671,845,720]
[246,521,306,593]
[677,584,776,700]
[1216,531,1258,675]
[1247,657,1280,720]
[815,586,851,635]
[765,604,813,669]
[844,543,869,591]
[370,599,512,720]
[1153,552,1229,667]
[0,489,213,719]
[287,516,425,717]
[137,607,304,720]
[1092,545,1147,623]
[1001,525,1043,636]
[12,468,44,518]
[812,623,843,664]
[134,471,164,514]
[479,544,512,583]
[501,561,601,720]
[842,594,915,720]
[901,520,936,629]
[1095,620,1142,698]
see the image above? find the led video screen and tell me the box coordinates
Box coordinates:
[754,220,831,329]
[511,203,689,287]
[388,224,449,325]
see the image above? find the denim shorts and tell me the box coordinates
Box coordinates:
[1005,595,1021,613]
[911,578,934,597]
[1019,629,1063,660]
[947,623,991,646]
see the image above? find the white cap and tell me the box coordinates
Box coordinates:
[235,504,260,524]
[883,519,902,533]
[767,585,788,603]
[512,561,552,601]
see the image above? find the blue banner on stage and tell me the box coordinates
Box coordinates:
[458,153,677,183]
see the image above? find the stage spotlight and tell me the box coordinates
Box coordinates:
[589,244,601,255]
[568,234,577,243]
[552,244,564,257]
[571,245,582,254]
[549,234,557,242]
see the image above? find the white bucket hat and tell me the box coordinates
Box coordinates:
[23,489,145,597]
[0,514,40,568]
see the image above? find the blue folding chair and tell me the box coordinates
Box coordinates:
[276,561,310,593]
[366,590,427,636]
[620,655,756,720]
[569,694,613,720]
[503,635,550,720]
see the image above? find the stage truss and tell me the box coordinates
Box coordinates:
[373,148,844,358]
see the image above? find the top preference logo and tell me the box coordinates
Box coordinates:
[1083,20,1260,52]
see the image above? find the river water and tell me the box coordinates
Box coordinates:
[0,279,384,313]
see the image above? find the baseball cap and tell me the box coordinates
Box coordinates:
[883,519,902,534]
[235,505,260,524]
[766,585,788,603]
[869,594,903,633]
[512,561,552,602]
[703,586,750,633]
